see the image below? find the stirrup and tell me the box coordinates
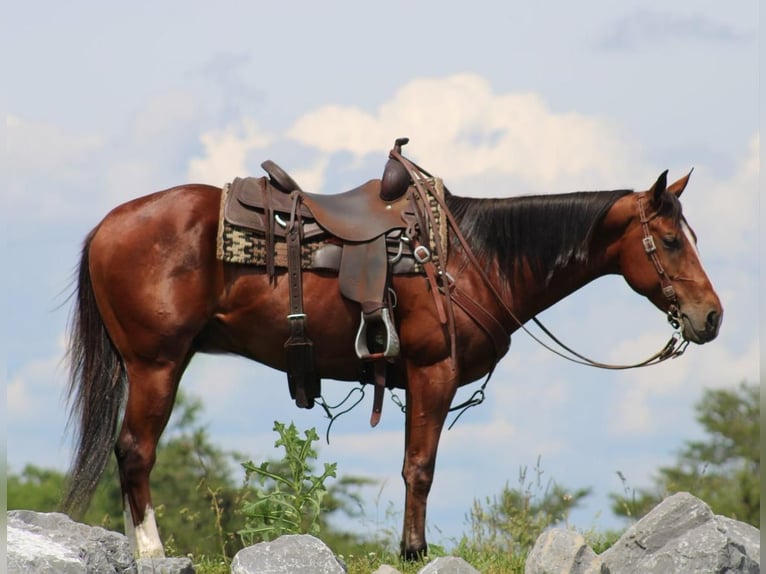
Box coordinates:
[354,308,400,360]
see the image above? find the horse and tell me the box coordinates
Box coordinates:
[61,154,722,560]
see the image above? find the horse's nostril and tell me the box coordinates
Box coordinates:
[706,310,721,332]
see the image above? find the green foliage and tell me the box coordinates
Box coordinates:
[239,421,337,543]
[611,382,760,526]
[8,465,68,512]
[458,457,591,556]
[146,392,247,558]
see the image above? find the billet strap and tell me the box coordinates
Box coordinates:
[285,192,306,329]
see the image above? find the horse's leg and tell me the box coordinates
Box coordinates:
[115,354,190,558]
[400,359,458,559]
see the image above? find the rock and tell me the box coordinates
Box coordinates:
[7,510,194,574]
[418,556,480,574]
[525,529,602,574]
[231,534,346,574]
[524,492,760,574]
[136,557,196,574]
[371,565,403,574]
[600,492,760,573]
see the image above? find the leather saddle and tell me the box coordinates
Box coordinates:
[219,138,437,426]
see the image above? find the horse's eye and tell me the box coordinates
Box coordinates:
[662,235,681,250]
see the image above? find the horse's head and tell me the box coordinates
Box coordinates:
[615,170,722,344]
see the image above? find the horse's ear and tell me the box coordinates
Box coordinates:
[650,170,669,206]
[666,167,694,198]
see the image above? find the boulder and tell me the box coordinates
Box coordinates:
[600,492,760,573]
[7,510,194,574]
[525,492,760,574]
[525,529,602,574]
[417,556,480,573]
[231,534,346,574]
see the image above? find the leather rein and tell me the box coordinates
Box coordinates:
[392,149,689,373]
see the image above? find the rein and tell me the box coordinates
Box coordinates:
[391,149,689,373]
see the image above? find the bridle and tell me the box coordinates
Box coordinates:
[511,193,692,371]
[637,194,683,331]
[391,148,690,372]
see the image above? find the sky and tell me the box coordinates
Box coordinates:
[3,0,760,549]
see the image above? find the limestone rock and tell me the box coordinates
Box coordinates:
[7,510,194,574]
[525,529,602,574]
[418,556,480,573]
[524,493,760,574]
[231,534,346,574]
[600,492,760,573]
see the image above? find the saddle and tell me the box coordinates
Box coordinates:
[219,138,448,426]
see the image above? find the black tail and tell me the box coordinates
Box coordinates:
[60,229,127,516]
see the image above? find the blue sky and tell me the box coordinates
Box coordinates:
[3,0,759,547]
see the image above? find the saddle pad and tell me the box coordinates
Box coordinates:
[215,178,449,271]
[216,183,328,267]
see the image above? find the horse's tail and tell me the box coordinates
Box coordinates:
[61,229,126,517]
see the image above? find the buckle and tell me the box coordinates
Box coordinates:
[413,245,431,264]
[642,235,656,254]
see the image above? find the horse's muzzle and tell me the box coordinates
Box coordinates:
[681,307,722,344]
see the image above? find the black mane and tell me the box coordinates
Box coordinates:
[445,188,633,285]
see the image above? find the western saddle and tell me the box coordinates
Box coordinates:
[221,138,450,426]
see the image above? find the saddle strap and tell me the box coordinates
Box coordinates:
[284,193,320,408]
[286,200,305,331]
[450,286,511,359]
[370,360,386,427]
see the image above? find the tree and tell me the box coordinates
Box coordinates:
[611,382,759,527]
[8,465,68,512]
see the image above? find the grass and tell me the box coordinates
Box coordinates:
[190,546,527,574]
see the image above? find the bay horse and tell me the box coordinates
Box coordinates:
[61,155,721,559]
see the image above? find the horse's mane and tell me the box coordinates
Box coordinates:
[445,188,634,285]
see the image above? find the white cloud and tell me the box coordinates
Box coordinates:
[2,114,103,176]
[187,118,272,185]
[284,156,331,194]
[610,333,758,436]
[7,336,67,418]
[287,74,640,192]
[681,133,759,258]
[2,115,104,220]
[7,335,71,470]
[130,90,200,144]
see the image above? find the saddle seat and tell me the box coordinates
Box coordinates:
[299,182,411,242]
[259,159,413,242]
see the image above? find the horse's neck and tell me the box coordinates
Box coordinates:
[447,190,628,326]
[512,252,615,323]
[501,213,623,324]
